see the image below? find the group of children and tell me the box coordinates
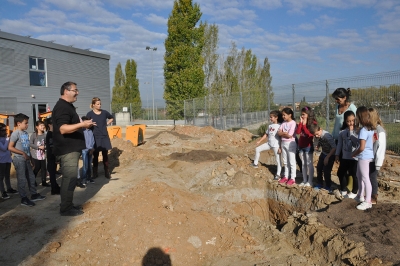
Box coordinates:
[0,113,95,207]
[252,105,386,211]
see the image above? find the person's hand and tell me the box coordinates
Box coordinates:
[277,129,283,136]
[256,140,261,145]
[39,145,45,150]
[335,155,339,164]
[82,119,96,128]
[278,148,281,154]
[22,152,29,160]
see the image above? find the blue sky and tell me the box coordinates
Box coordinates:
[1,0,400,106]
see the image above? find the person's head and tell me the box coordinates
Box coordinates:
[0,123,7,137]
[368,107,383,129]
[34,120,45,134]
[60,81,78,103]
[332,87,351,106]
[90,97,101,110]
[356,106,374,130]
[340,110,356,130]
[14,113,29,130]
[300,106,316,127]
[269,110,283,124]
[308,123,323,137]
[281,107,294,122]
[45,117,53,131]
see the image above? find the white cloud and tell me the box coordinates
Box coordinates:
[110,0,174,9]
[329,53,365,64]
[315,14,339,27]
[298,23,315,30]
[146,13,168,26]
[250,0,282,9]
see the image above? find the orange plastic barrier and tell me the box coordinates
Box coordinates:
[107,126,122,139]
[126,124,146,146]
[0,113,15,136]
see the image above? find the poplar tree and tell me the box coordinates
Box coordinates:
[125,59,142,119]
[111,63,126,113]
[164,0,205,121]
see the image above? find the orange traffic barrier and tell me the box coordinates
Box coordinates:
[0,113,15,136]
[126,124,146,146]
[38,111,52,121]
[107,126,122,139]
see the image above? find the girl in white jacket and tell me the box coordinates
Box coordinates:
[368,107,386,204]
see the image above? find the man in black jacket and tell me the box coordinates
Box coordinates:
[52,81,96,216]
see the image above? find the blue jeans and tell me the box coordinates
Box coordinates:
[82,149,92,181]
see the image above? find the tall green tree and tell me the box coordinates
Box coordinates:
[202,22,219,94]
[164,0,206,121]
[125,59,141,119]
[111,63,126,113]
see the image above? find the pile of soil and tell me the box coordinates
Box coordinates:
[1,125,400,266]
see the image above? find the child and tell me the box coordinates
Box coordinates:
[352,106,375,210]
[335,110,359,198]
[368,107,386,205]
[0,123,18,199]
[81,116,95,184]
[250,110,283,180]
[277,107,297,186]
[30,120,49,187]
[309,123,336,192]
[295,106,315,187]
[8,113,46,206]
[45,118,61,195]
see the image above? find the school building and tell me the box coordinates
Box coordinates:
[0,31,110,131]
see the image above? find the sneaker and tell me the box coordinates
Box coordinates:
[1,191,10,200]
[76,182,86,188]
[31,193,46,201]
[60,208,84,216]
[346,192,357,199]
[324,186,332,193]
[286,179,296,186]
[354,195,365,203]
[41,182,51,187]
[341,191,348,196]
[299,182,306,187]
[7,188,18,194]
[21,197,35,207]
[51,188,61,195]
[88,179,95,184]
[304,182,311,187]
[278,177,288,184]
[356,201,372,210]
[250,163,258,169]
[314,184,323,190]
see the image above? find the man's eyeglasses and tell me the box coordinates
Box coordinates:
[68,89,79,93]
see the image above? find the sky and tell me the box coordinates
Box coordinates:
[1,0,400,107]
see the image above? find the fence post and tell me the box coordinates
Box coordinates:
[292,84,295,118]
[326,80,329,130]
[219,94,223,130]
[267,78,271,115]
[240,91,243,128]
[193,99,196,125]
[204,96,207,126]
[129,103,132,122]
[184,100,186,125]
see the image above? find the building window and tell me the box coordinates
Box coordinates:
[29,57,47,86]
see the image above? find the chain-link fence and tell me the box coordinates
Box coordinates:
[184,70,400,154]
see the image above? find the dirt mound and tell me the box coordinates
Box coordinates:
[2,125,400,266]
[318,199,400,265]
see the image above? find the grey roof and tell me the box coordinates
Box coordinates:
[0,31,110,60]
